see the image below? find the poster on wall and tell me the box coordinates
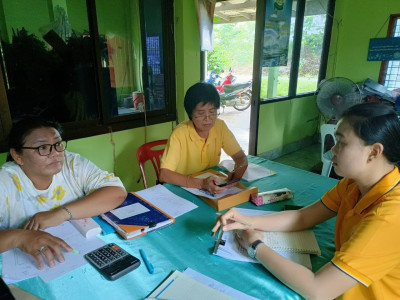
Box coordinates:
[367,37,400,61]
[262,0,293,67]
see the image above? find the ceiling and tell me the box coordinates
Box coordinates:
[214,0,328,24]
[214,0,257,24]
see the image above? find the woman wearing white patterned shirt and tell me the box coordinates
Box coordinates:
[0,118,126,269]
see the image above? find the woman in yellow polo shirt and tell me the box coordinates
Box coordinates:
[159,82,248,194]
[213,102,400,299]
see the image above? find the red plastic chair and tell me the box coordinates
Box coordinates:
[136,139,168,189]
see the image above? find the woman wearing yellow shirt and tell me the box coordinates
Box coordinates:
[159,82,248,194]
[213,102,400,299]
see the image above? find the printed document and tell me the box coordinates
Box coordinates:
[2,221,105,283]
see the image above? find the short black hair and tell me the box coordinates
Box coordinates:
[341,102,400,166]
[7,117,63,162]
[184,82,220,120]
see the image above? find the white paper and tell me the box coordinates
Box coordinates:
[213,208,312,269]
[136,184,198,218]
[181,171,244,200]
[183,268,258,300]
[219,160,275,182]
[110,202,149,219]
[147,270,236,300]
[182,186,243,199]
[2,221,106,283]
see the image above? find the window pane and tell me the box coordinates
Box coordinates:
[95,0,145,117]
[296,0,327,94]
[260,0,328,100]
[382,17,400,91]
[260,3,296,99]
[0,0,99,122]
[141,0,166,112]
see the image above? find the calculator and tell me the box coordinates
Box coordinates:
[84,243,141,280]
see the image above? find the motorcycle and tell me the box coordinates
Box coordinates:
[219,80,252,111]
[206,70,237,93]
[215,72,236,93]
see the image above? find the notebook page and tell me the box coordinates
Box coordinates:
[262,230,321,255]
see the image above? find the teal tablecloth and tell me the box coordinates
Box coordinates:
[1,156,338,299]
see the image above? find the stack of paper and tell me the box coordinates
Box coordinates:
[146,268,257,300]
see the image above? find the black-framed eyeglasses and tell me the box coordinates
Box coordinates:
[21,141,67,156]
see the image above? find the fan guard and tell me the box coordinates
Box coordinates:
[316,77,362,120]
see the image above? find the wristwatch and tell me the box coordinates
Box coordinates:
[247,240,264,259]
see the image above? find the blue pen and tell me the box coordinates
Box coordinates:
[139,249,154,274]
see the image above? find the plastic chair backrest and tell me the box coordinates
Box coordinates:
[136,139,168,189]
[320,124,337,177]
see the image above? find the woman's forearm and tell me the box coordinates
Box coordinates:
[0,229,23,253]
[62,186,127,219]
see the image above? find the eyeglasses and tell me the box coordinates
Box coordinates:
[192,110,220,119]
[21,141,67,156]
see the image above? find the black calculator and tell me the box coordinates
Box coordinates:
[84,243,141,280]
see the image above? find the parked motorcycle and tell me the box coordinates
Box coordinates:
[219,80,252,111]
[206,70,237,93]
[215,72,236,93]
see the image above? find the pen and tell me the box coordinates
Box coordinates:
[139,249,154,274]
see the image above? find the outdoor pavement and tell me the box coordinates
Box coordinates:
[218,105,250,160]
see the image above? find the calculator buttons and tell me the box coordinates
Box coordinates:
[84,243,141,280]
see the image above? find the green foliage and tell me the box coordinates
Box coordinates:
[208,15,326,78]
[208,22,255,73]
[260,76,318,98]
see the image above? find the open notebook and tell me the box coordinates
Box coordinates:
[261,230,321,255]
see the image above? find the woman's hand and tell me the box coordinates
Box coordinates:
[24,208,68,231]
[235,229,264,250]
[212,208,253,234]
[17,230,72,270]
[201,176,228,194]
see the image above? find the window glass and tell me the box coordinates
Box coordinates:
[260,0,328,100]
[0,0,99,122]
[297,0,327,94]
[0,0,174,139]
[260,3,295,99]
[380,16,400,91]
[95,0,144,117]
[140,0,166,112]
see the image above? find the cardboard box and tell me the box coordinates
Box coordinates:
[191,169,258,211]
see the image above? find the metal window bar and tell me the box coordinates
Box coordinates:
[382,18,400,90]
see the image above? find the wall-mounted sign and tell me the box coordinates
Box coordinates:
[262,0,293,67]
[367,37,400,61]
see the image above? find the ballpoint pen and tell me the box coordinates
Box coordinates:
[139,249,154,274]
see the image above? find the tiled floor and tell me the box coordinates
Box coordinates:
[272,143,323,175]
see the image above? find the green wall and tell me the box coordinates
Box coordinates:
[174,0,201,123]
[256,0,399,156]
[326,0,398,82]
[257,96,319,155]
[2,0,397,192]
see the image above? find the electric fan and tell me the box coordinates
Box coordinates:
[316,77,363,121]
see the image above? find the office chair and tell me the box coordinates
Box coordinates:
[136,139,168,189]
[320,124,337,177]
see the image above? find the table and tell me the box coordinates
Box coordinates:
[0,156,338,300]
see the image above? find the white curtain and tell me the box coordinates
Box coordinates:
[194,0,216,51]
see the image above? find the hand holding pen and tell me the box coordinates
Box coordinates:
[211,208,253,234]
